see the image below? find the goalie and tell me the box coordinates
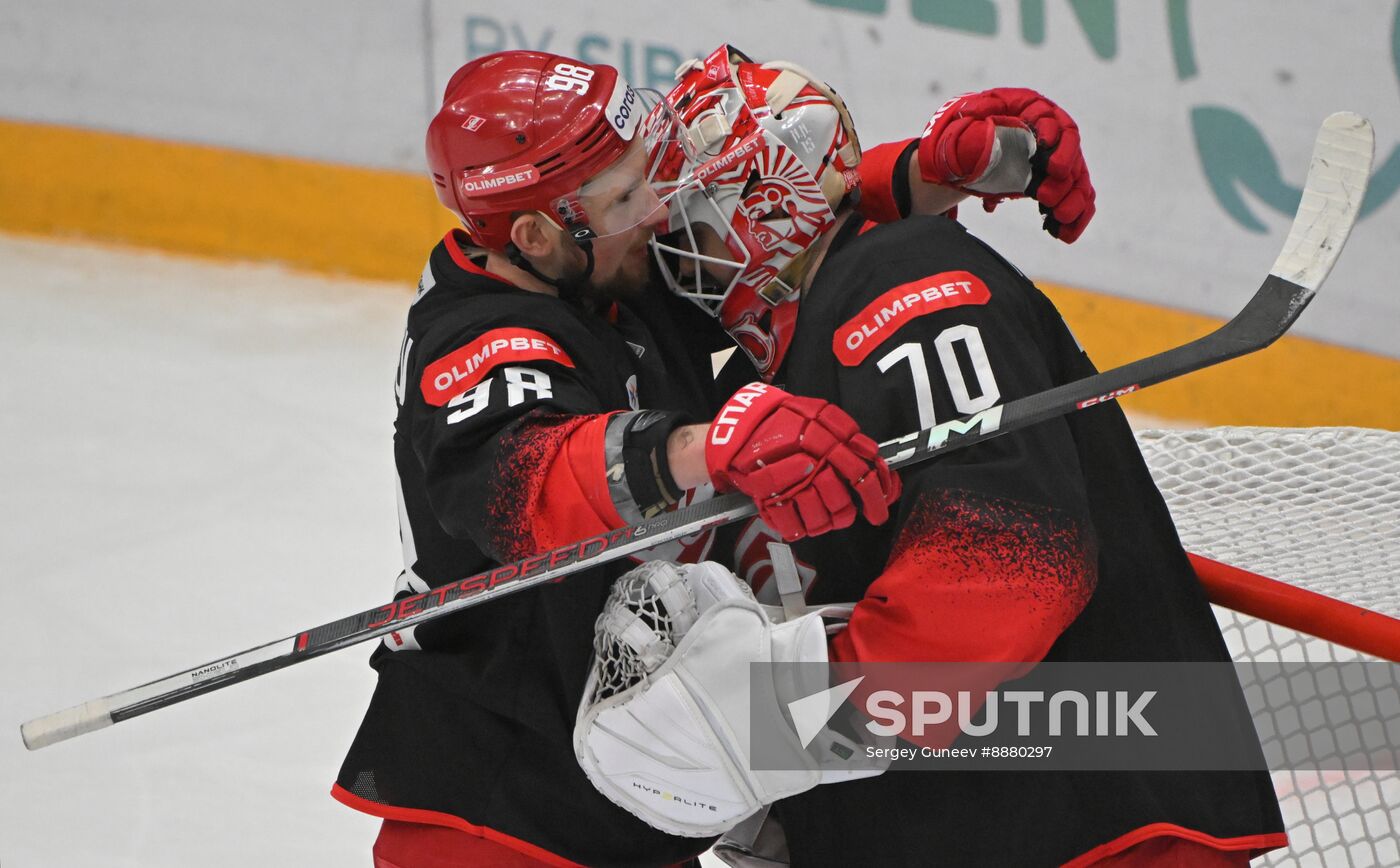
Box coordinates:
[574,46,1288,867]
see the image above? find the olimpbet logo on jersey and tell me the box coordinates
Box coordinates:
[751,660,1400,774]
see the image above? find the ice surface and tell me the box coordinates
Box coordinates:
[0,233,406,866]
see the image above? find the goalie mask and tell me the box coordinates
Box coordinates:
[649,45,863,379]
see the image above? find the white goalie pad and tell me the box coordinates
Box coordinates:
[574,560,879,838]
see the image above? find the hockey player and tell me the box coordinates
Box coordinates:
[574,46,1287,866]
[333,49,1099,867]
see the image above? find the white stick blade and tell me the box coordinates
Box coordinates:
[21,699,114,750]
[1270,112,1375,291]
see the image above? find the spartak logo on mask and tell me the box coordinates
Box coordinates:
[742,178,802,252]
[737,144,830,255]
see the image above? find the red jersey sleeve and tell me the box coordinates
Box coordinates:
[854,138,916,224]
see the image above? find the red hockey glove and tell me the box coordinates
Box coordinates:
[706,383,901,542]
[918,87,1096,243]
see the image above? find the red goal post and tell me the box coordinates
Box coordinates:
[1191,554,1400,664]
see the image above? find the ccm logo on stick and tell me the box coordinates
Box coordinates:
[1077,385,1139,408]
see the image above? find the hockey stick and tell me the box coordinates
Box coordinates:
[20,112,1373,751]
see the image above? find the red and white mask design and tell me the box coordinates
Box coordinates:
[648,45,861,380]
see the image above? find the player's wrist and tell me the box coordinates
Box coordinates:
[666,423,711,491]
[907,139,972,217]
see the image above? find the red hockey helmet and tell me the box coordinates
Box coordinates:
[427,51,680,251]
[648,45,862,379]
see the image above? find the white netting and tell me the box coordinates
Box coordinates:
[1137,426,1400,868]
[1137,426,1400,618]
[588,563,688,704]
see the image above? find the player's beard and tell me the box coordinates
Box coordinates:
[580,236,653,303]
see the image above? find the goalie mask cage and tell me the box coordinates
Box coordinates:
[1137,426,1400,868]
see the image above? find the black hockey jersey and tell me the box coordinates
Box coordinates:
[333,231,737,867]
[770,216,1287,867]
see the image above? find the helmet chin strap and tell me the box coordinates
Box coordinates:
[505,229,597,302]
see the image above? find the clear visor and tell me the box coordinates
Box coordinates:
[563,88,703,242]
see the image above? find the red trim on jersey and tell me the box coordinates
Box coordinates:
[829,491,1096,747]
[833,271,992,366]
[854,138,915,224]
[374,819,561,867]
[443,229,516,286]
[482,413,626,563]
[420,328,575,406]
[831,490,1097,665]
[331,783,584,868]
[1064,822,1288,868]
[538,413,625,543]
[734,516,816,600]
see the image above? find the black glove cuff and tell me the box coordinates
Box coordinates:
[604,410,695,521]
[892,139,919,219]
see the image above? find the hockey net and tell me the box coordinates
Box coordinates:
[1137,426,1400,868]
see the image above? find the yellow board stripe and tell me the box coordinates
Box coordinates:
[1,118,1395,428]
[1039,281,1399,429]
[0,117,456,282]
